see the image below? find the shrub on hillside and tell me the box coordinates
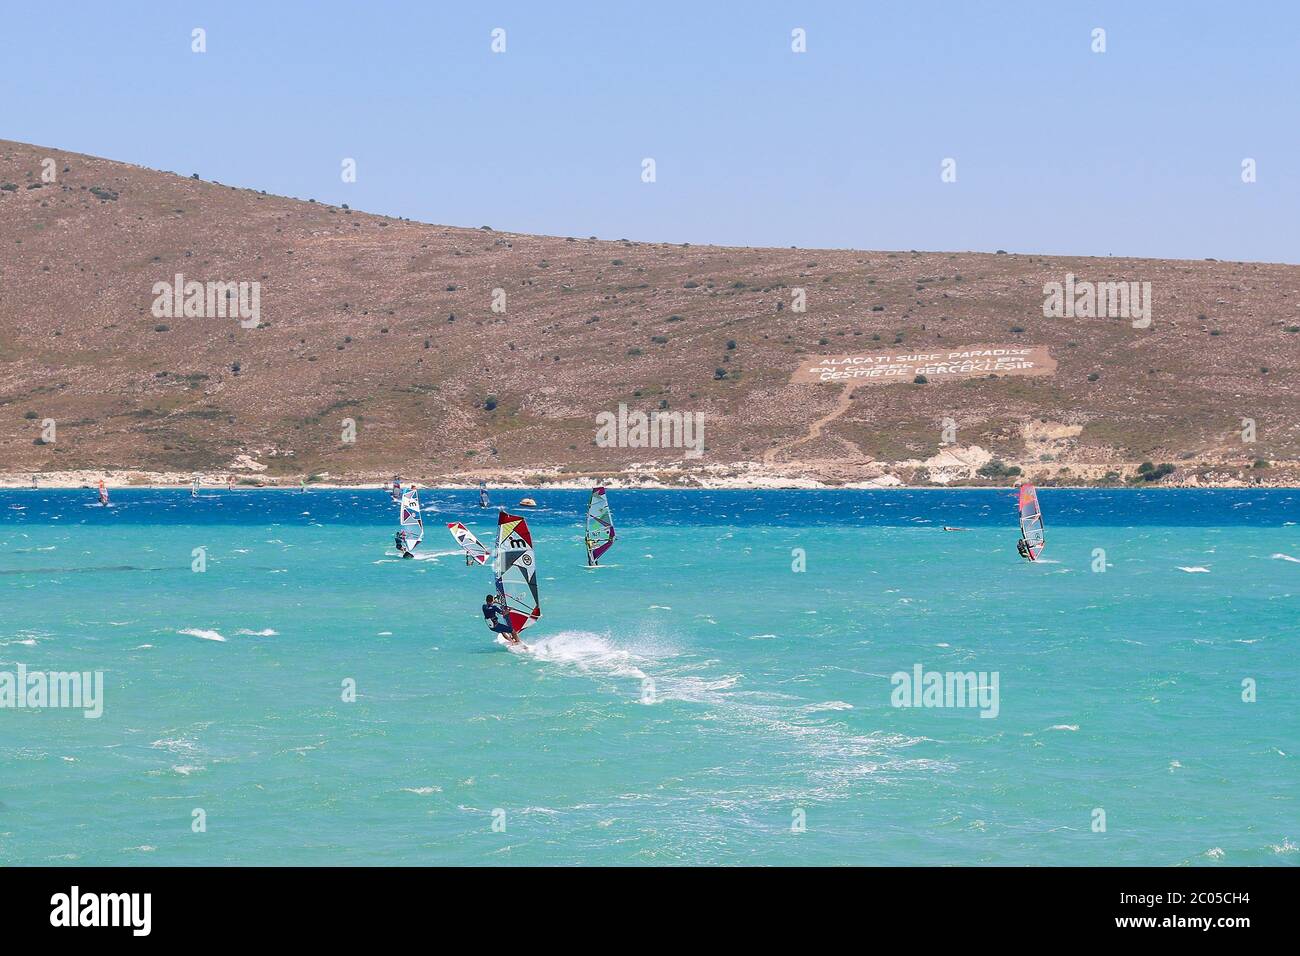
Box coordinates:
[977,460,1022,479]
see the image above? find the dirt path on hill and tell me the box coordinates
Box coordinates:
[763,385,857,466]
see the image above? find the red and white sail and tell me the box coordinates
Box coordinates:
[494,511,541,633]
[447,522,491,565]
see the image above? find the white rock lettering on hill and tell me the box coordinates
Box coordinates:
[790,345,1057,385]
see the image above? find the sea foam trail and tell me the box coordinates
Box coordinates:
[521,629,941,796]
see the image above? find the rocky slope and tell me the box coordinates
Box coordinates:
[2,139,1297,487]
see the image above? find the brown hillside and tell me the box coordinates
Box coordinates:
[1,139,1298,487]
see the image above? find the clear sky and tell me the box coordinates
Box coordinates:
[3,1,1296,261]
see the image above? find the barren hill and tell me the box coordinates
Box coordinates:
[2,139,1298,487]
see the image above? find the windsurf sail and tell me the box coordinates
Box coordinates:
[478,481,489,508]
[447,522,492,565]
[399,486,424,549]
[585,486,616,564]
[390,476,402,502]
[97,479,109,506]
[494,511,541,633]
[1017,482,1045,560]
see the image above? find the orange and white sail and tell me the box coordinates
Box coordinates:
[1017,482,1045,560]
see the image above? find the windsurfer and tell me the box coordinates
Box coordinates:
[1016,537,1030,560]
[482,593,519,644]
[396,529,415,558]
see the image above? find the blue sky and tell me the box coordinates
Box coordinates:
[4,2,1297,261]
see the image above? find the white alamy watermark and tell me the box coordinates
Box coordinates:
[1042,273,1151,328]
[0,665,104,718]
[595,404,704,459]
[151,273,261,328]
[890,664,999,718]
[50,886,150,936]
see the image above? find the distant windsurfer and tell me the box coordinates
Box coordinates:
[482,593,519,645]
[584,486,615,567]
[1015,482,1044,561]
[478,481,489,508]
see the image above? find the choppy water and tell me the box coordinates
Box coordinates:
[0,488,1296,865]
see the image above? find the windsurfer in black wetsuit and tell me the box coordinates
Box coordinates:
[396,529,415,558]
[482,593,519,644]
[1017,537,1030,560]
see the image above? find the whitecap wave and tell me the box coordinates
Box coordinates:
[178,628,225,642]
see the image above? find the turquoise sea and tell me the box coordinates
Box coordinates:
[0,488,1296,866]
